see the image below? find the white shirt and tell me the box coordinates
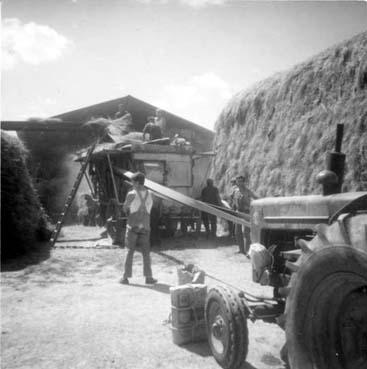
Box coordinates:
[127,189,153,214]
[155,116,167,133]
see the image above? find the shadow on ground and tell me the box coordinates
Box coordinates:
[182,341,212,357]
[1,242,51,272]
[56,237,102,243]
[152,251,185,266]
[122,282,172,294]
[154,233,234,251]
[182,340,260,369]
[181,341,262,369]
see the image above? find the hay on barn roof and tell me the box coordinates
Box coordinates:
[81,117,112,139]
[82,116,136,142]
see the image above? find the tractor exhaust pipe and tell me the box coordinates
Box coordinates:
[317,123,346,195]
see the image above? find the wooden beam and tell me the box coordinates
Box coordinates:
[107,154,120,203]
[119,169,250,227]
[80,162,96,198]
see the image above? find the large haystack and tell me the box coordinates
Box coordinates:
[1,132,51,260]
[213,31,367,198]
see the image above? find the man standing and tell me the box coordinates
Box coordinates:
[115,103,127,119]
[155,109,167,136]
[142,116,162,141]
[120,172,157,285]
[201,178,221,238]
[228,177,238,239]
[229,178,238,208]
[233,174,259,255]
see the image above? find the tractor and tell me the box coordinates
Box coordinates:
[204,124,367,369]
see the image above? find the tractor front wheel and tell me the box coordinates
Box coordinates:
[205,286,249,369]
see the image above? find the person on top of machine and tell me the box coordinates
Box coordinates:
[154,108,167,136]
[142,116,162,141]
[114,103,129,119]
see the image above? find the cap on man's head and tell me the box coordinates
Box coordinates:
[131,172,145,185]
[237,171,249,182]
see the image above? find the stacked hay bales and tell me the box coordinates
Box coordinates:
[1,132,51,260]
[213,31,367,198]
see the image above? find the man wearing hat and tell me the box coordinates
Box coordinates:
[233,173,259,255]
[120,172,157,284]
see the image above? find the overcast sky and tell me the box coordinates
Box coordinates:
[2,0,367,130]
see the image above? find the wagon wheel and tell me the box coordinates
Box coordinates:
[285,213,367,369]
[205,286,249,369]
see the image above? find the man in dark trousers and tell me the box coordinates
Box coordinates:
[201,178,221,238]
[233,174,259,255]
[120,172,157,285]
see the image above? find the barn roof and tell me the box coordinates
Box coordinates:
[53,95,214,152]
[53,95,214,137]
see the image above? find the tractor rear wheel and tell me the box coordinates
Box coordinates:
[205,286,249,369]
[285,213,367,369]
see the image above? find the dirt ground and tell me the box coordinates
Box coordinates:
[1,226,285,369]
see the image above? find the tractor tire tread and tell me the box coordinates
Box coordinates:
[285,213,367,369]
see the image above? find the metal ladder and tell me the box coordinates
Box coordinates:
[49,140,99,247]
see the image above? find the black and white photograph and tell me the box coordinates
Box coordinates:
[1,1,367,368]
